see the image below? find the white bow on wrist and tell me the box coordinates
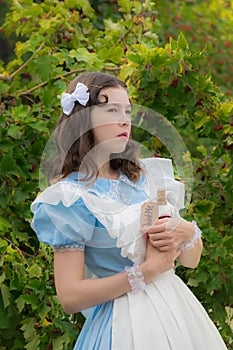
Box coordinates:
[61,82,90,115]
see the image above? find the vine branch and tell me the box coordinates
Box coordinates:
[0,44,44,83]
[5,237,29,265]
[18,66,120,96]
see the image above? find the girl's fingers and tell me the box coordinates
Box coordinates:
[149,239,171,248]
[149,236,179,250]
[150,240,169,248]
[148,233,171,241]
[157,246,170,252]
[141,218,171,234]
[148,240,170,251]
[147,223,166,234]
[147,217,174,233]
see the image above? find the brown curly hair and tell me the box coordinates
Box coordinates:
[50,72,142,183]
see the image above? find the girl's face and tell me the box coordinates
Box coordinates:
[91,86,131,154]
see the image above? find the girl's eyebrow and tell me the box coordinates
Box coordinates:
[105,103,132,108]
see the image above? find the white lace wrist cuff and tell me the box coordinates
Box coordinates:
[180,221,202,251]
[125,263,146,293]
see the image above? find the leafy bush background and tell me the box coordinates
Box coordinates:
[156,0,233,95]
[0,0,232,349]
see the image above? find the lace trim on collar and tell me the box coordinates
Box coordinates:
[118,172,146,190]
[89,172,147,205]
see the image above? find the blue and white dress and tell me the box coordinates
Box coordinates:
[31,158,227,350]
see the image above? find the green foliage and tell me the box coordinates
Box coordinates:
[156,0,233,95]
[0,0,232,348]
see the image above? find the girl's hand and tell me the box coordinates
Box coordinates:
[142,240,181,282]
[144,217,195,252]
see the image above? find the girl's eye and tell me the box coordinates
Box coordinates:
[107,108,117,113]
[126,110,131,115]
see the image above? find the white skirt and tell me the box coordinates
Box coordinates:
[112,270,227,350]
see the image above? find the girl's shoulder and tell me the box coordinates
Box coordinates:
[31,173,86,212]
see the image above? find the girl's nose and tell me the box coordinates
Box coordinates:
[119,112,131,126]
[119,119,130,126]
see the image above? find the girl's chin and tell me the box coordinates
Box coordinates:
[95,139,129,155]
[111,139,128,153]
[100,138,128,153]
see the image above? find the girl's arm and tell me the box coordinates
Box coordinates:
[177,237,203,268]
[54,242,180,314]
[174,219,203,268]
[54,250,130,314]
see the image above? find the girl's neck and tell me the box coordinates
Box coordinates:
[89,147,119,179]
[97,163,119,180]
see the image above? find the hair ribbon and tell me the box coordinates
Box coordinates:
[61,82,90,115]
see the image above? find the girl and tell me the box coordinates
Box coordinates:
[31,72,227,349]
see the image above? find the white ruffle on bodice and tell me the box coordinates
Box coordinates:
[31,158,185,263]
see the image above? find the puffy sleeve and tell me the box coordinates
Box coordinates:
[30,181,96,252]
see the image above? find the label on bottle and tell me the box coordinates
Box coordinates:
[141,201,158,228]
[157,189,172,218]
[157,189,166,205]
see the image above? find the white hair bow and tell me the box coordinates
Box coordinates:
[61,82,90,115]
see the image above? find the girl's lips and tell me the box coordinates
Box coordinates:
[117,131,128,138]
[117,135,128,140]
[117,132,128,139]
